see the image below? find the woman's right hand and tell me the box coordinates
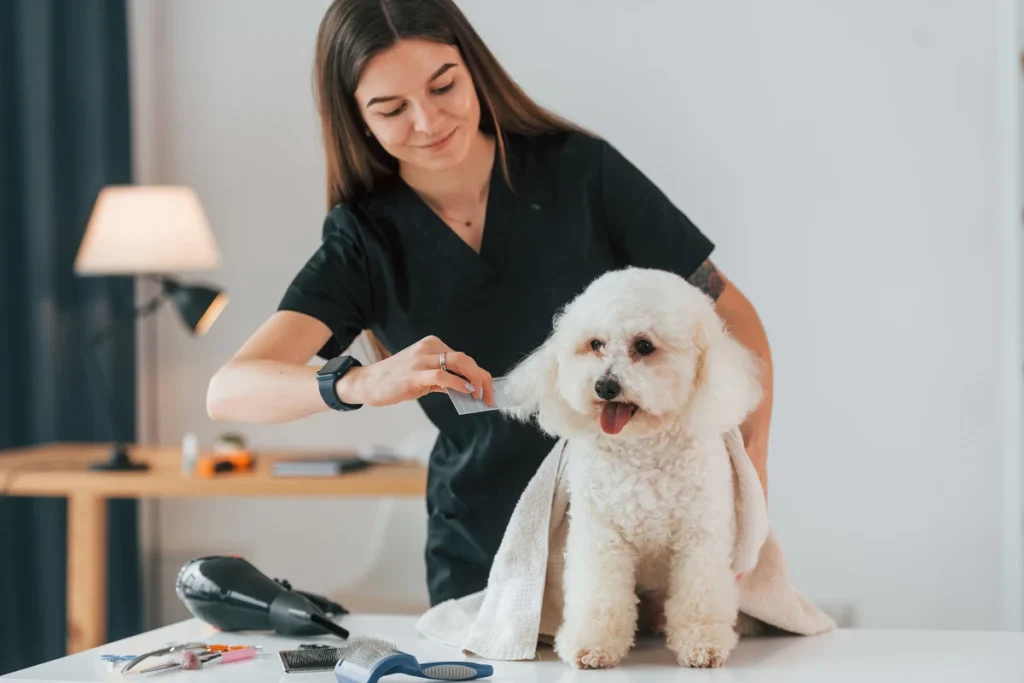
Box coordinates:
[340,335,494,408]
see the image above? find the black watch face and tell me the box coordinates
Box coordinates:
[321,357,346,376]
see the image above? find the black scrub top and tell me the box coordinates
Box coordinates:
[277,130,714,606]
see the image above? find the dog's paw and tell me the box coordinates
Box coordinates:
[667,622,738,668]
[571,647,622,669]
[554,626,631,669]
[555,637,627,670]
[676,643,728,669]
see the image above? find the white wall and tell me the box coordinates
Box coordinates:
[1000,0,1024,633]
[128,0,1023,631]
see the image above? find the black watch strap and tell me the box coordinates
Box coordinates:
[317,355,363,411]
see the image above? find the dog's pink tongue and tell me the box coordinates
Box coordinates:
[600,402,633,435]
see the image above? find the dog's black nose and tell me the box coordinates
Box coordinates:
[595,377,621,400]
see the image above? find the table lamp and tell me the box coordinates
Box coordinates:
[74,185,228,471]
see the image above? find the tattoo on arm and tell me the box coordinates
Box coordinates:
[687,260,725,301]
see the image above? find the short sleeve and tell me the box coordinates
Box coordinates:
[599,138,714,279]
[277,207,374,360]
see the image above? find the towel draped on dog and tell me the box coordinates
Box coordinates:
[415,427,836,660]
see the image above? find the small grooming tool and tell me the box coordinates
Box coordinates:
[120,642,208,673]
[333,636,492,682]
[445,376,515,415]
[180,651,205,670]
[100,654,136,670]
[125,645,261,674]
[206,646,259,665]
[130,651,206,675]
[100,654,136,662]
[279,647,345,673]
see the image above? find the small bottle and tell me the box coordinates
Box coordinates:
[182,432,198,476]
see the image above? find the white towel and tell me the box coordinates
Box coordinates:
[415,429,836,660]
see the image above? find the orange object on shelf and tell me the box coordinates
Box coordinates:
[196,450,254,478]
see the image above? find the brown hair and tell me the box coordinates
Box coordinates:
[312,0,586,360]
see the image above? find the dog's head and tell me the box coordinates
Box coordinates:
[503,267,763,441]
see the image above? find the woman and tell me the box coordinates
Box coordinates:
[206,0,773,607]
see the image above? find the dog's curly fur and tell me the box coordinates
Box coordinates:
[502,267,763,669]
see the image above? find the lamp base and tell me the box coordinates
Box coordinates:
[90,443,150,472]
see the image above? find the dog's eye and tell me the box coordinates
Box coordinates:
[634,339,655,356]
[590,339,603,351]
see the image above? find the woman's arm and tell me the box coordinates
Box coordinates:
[688,260,773,499]
[207,312,495,424]
[206,311,351,424]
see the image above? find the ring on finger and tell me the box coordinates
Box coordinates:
[439,352,448,373]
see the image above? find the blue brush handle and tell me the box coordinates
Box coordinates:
[414,661,493,681]
[336,652,424,683]
[334,650,492,683]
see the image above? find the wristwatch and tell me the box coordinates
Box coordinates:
[317,355,363,411]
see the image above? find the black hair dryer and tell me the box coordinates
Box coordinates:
[175,555,350,639]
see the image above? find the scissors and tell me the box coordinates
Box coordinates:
[120,643,260,674]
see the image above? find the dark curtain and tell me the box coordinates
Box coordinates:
[0,0,143,674]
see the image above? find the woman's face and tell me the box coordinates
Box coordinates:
[355,38,481,173]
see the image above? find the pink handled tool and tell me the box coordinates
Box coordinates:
[214,646,259,664]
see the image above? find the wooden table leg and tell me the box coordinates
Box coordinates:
[67,494,107,653]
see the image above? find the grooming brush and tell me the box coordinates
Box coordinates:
[333,636,493,682]
[279,647,345,673]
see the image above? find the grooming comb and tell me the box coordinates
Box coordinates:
[445,376,515,415]
[333,635,492,682]
[279,647,345,673]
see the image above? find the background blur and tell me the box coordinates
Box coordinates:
[2,0,1023,673]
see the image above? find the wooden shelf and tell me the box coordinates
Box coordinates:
[0,442,428,498]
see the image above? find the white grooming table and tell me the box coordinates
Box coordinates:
[2,613,1022,682]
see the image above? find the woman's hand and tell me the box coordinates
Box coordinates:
[339,335,494,408]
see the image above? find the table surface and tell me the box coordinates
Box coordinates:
[0,442,427,498]
[3,613,1023,682]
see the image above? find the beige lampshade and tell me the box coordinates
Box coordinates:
[74,185,221,274]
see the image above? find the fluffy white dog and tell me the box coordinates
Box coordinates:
[503,266,764,669]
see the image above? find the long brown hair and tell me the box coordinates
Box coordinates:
[312,0,586,360]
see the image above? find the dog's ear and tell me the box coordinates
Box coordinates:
[683,312,764,437]
[502,332,559,425]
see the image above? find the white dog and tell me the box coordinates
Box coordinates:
[503,266,764,669]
